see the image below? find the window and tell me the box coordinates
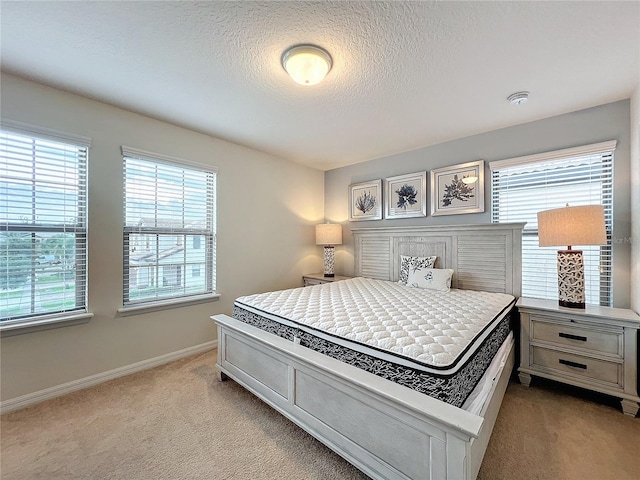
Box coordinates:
[1,121,90,328]
[491,141,614,306]
[122,146,216,308]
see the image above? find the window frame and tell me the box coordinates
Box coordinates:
[0,119,93,336]
[490,141,615,306]
[119,146,218,316]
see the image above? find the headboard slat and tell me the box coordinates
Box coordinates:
[358,237,392,280]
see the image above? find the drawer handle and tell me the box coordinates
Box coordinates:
[559,332,587,342]
[559,359,587,369]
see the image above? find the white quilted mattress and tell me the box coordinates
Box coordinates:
[235,276,515,375]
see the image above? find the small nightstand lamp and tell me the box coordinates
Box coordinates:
[537,204,607,309]
[315,223,342,277]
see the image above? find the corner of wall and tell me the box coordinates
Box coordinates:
[630,85,640,315]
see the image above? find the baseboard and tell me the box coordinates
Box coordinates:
[0,340,217,414]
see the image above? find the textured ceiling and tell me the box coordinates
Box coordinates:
[1,1,639,171]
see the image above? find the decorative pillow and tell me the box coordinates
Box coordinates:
[407,267,454,292]
[398,255,437,284]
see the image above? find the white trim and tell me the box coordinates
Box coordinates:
[1,118,92,147]
[118,293,221,316]
[121,145,219,172]
[0,311,94,337]
[489,140,617,170]
[0,340,217,414]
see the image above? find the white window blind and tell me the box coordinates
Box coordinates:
[122,147,216,306]
[1,122,89,322]
[491,142,614,306]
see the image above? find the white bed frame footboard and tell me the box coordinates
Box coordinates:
[212,223,524,479]
[213,314,515,480]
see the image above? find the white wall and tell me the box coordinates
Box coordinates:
[631,86,640,315]
[0,73,325,402]
[325,100,633,308]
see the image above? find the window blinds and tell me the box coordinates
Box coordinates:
[1,122,89,321]
[490,142,614,306]
[122,147,216,306]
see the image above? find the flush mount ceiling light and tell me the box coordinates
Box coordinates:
[282,44,332,86]
[461,175,478,185]
[507,91,530,105]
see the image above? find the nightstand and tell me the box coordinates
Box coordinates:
[302,273,352,287]
[517,297,640,416]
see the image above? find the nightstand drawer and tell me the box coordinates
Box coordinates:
[532,346,622,387]
[531,317,622,357]
[304,278,325,286]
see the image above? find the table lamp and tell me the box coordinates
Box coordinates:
[315,223,342,277]
[537,204,606,309]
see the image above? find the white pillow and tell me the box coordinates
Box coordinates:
[407,267,454,291]
[398,255,437,284]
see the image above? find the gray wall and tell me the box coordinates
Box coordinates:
[325,100,632,308]
[0,73,325,402]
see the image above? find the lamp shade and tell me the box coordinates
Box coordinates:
[315,223,342,245]
[537,205,606,247]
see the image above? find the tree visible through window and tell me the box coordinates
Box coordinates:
[122,147,216,306]
[1,125,89,323]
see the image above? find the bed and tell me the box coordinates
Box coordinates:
[212,223,524,480]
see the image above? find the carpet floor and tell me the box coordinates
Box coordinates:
[1,349,638,479]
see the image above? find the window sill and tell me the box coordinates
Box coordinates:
[0,311,94,337]
[117,293,221,317]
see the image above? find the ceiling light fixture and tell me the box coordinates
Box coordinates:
[507,91,530,105]
[282,44,332,86]
[461,175,478,185]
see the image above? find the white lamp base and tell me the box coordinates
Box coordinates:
[557,249,585,309]
[323,245,335,277]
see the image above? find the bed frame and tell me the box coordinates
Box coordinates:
[212,223,524,480]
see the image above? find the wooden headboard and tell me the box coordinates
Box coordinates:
[352,223,525,296]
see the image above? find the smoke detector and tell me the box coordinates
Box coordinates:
[507,91,529,105]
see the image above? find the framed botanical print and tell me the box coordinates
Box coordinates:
[349,179,382,221]
[430,160,484,216]
[384,172,427,219]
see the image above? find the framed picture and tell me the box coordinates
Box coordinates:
[384,172,427,219]
[430,160,484,216]
[349,179,382,221]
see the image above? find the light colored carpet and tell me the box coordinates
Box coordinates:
[1,349,638,480]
